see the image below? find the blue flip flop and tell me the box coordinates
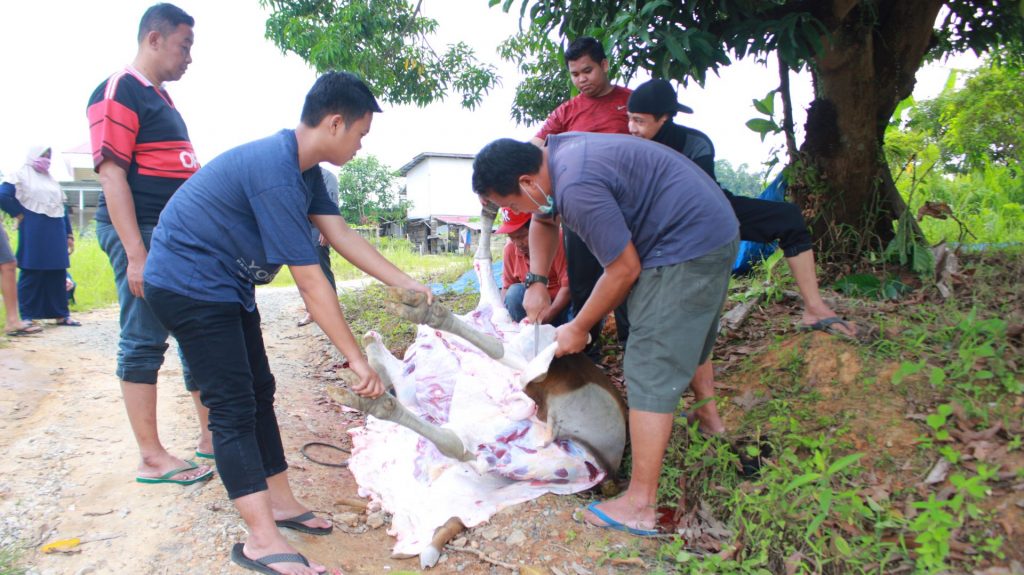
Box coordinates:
[583,502,661,537]
[136,460,213,485]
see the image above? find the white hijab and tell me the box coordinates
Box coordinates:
[9,145,65,218]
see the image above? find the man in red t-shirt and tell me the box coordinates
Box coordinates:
[529,37,631,352]
[498,208,570,325]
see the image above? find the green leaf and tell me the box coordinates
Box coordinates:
[929,367,946,387]
[926,413,947,430]
[937,404,953,417]
[745,118,779,141]
[834,534,852,556]
[892,360,924,385]
[785,472,822,492]
[826,453,864,475]
[833,273,881,297]
[753,91,775,116]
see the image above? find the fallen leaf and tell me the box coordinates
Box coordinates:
[924,458,951,485]
[609,557,646,568]
[40,537,81,554]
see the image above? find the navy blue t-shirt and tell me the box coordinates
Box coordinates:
[544,132,737,269]
[145,130,338,310]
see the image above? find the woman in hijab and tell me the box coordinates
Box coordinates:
[0,146,80,326]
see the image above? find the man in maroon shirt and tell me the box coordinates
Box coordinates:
[530,38,725,437]
[529,37,629,352]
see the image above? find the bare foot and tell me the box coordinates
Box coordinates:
[239,538,326,575]
[137,453,211,482]
[582,497,656,532]
[196,437,213,457]
[687,407,725,435]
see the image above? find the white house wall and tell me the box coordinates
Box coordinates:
[405,157,480,219]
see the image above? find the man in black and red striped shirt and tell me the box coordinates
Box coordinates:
[86,3,212,488]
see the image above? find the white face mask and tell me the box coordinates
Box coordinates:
[521,181,554,215]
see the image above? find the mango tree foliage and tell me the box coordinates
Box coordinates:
[263,0,1024,262]
[334,155,408,226]
[260,0,499,108]
[908,62,1024,174]
[496,0,1024,260]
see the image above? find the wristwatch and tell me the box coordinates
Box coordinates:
[524,272,549,289]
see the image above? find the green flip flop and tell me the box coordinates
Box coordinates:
[195,450,215,460]
[136,460,214,485]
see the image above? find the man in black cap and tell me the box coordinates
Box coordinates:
[627,78,857,341]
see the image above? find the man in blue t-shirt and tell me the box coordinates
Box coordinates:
[144,71,431,574]
[472,134,739,537]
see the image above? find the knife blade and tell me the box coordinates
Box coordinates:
[533,321,540,357]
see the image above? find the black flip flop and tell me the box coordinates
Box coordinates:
[230,543,311,575]
[275,511,333,535]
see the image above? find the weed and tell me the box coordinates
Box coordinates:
[0,544,26,575]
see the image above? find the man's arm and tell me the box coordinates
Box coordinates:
[555,241,641,356]
[521,216,560,321]
[543,285,571,323]
[290,263,382,398]
[311,214,429,297]
[97,160,147,297]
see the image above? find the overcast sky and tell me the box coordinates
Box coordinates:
[0,1,978,181]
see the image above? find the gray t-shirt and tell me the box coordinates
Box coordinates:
[545,132,737,269]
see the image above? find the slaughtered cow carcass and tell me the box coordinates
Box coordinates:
[330,205,627,567]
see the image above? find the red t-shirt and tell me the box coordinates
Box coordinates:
[534,86,632,140]
[87,67,200,225]
[502,231,568,301]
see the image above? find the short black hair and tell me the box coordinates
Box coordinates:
[565,37,606,63]
[472,139,543,197]
[300,71,383,127]
[138,3,194,43]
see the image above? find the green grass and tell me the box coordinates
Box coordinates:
[0,544,26,575]
[644,248,1024,574]
[267,236,472,288]
[1,224,473,333]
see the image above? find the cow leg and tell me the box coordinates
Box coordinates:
[328,352,475,463]
[363,331,416,407]
[383,287,527,372]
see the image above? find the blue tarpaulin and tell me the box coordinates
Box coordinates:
[430,260,503,294]
[731,174,787,276]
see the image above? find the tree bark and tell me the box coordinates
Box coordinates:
[791,0,944,262]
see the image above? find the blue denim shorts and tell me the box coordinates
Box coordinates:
[96,221,195,390]
[0,224,14,264]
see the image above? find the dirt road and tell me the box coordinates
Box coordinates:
[0,287,639,575]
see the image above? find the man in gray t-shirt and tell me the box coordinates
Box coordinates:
[472,134,738,536]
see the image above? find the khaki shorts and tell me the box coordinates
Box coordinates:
[623,236,738,413]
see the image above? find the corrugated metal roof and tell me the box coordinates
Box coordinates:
[397,152,474,176]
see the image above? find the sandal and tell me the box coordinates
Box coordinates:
[5,323,43,336]
[56,317,82,326]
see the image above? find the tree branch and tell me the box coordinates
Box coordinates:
[778,57,799,161]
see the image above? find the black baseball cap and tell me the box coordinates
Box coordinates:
[627,79,694,115]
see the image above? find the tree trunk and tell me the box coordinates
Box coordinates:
[789,0,944,264]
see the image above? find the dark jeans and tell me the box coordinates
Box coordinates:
[504,283,570,326]
[97,221,195,389]
[563,228,625,345]
[145,283,286,499]
[725,190,812,258]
